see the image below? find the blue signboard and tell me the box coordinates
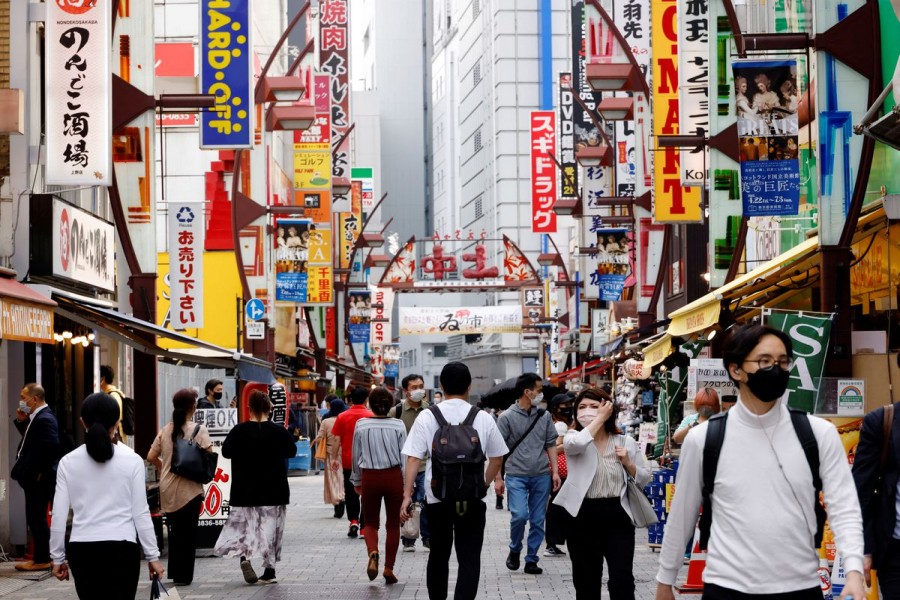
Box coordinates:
[200,0,252,149]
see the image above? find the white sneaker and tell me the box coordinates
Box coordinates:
[403,544,415,553]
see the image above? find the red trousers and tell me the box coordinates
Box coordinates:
[361,466,403,569]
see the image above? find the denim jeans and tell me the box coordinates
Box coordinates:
[403,470,431,544]
[505,473,551,564]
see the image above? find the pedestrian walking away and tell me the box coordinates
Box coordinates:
[544,392,575,557]
[312,397,347,518]
[495,372,561,575]
[332,386,374,537]
[553,387,650,600]
[351,388,407,584]
[99,365,130,444]
[213,390,297,584]
[655,324,866,600]
[10,383,61,572]
[400,362,508,600]
[148,388,213,587]
[49,393,164,599]
[396,373,431,551]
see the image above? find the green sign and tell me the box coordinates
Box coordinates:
[765,311,833,413]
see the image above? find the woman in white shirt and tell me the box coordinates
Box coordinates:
[553,388,651,600]
[50,393,164,599]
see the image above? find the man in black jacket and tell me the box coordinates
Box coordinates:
[10,383,60,571]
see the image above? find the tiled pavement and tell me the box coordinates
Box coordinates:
[0,474,667,599]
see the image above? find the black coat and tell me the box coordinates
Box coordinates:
[852,402,900,568]
[10,407,61,487]
[222,421,297,507]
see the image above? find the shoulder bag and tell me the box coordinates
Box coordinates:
[500,408,546,478]
[621,436,657,528]
[171,424,218,484]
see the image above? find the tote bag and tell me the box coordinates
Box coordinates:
[171,424,218,484]
[620,436,657,528]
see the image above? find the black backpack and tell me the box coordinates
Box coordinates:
[111,389,136,436]
[429,405,487,503]
[698,408,826,550]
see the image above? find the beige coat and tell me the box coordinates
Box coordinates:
[312,417,344,504]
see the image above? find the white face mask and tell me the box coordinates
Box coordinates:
[577,409,599,428]
[409,389,427,402]
[18,400,31,415]
[531,391,544,404]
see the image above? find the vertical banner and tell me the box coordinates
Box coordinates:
[763,310,833,413]
[558,74,578,199]
[275,218,313,302]
[351,167,376,213]
[370,286,394,345]
[584,226,632,301]
[547,280,562,375]
[734,60,801,216]
[199,0,252,149]
[319,0,351,181]
[652,0,702,222]
[677,0,710,187]
[338,180,362,270]
[530,111,558,233]
[168,203,205,329]
[46,0,112,185]
[295,74,332,224]
[348,290,371,343]
[383,344,400,380]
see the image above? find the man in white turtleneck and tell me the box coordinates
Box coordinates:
[656,324,866,600]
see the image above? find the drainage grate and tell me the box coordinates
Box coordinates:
[0,579,31,595]
[250,583,406,599]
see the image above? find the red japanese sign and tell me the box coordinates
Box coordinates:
[530,111,558,233]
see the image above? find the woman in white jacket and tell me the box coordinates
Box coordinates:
[553,387,651,600]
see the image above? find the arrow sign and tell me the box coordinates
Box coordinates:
[245,298,265,322]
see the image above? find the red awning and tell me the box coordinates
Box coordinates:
[549,358,610,384]
[0,277,56,307]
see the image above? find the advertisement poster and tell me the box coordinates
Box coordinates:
[530,111,558,233]
[193,408,236,546]
[383,344,400,379]
[168,203,205,329]
[319,0,351,182]
[764,309,833,413]
[348,290,371,344]
[199,0,251,149]
[558,74,578,199]
[274,219,313,302]
[522,287,545,327]
[686,359,739,401]
[836,380,865,417]
[734,59,801,216]
[399,306,523,336]
[584,227,632,301]
[46,0,112,185]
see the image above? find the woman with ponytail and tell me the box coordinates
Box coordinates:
[49,393,164,598]
[148,389,212,586]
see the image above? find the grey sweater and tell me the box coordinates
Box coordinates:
[497,403,557,477]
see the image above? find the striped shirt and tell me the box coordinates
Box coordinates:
[350,417,407,486]
[586,435,625,499]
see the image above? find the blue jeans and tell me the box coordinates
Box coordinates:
[505,474,551,564]
[403,470,430,544]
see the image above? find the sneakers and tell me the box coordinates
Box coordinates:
[505,551,520,571]
[402,543,415,552]
[524,561,543,575]
[240,559,258,584]
[348,520,359,538]
[259,568,277,584]
[334,501,345,519]
[366,551,380,581]
[15,561,52,571]
[543,545,566,557]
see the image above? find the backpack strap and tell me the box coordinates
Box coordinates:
[880,404,894,472]
[395,404,403,419]
[788,408,826,548]
[429,404,448,427]
[463,406,480,427]
[699,412,728,550]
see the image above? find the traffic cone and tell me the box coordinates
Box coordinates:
[677,526,706,594]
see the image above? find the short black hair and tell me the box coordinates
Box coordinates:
[368,388,394,416]
[100,365,114,385]
[350,386,370,405]
[205,379,223,395]
[723,324,794,383]
[514,373,542,398]
[439,362,472,396]
[401,373,424,391]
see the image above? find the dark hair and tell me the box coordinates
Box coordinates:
[514,373,543,398]
[324,393,338,405]
[368,388,394,416]
[248,390,271,416]
[171,388,198,442]
[722,324,794,383]
[350,386,370,405]
[82,393,120,463]
[401,373,424,391]
[100,365,114,385]
[573,387,619,435]
[205,379,223,395]
[439,362,472,396]
[327,398,347,418]
[548,393,573,411]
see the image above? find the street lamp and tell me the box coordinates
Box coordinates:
[553,197,583,217]
[575,144,613,168]
[256,76,307,103]
[332,177,352,196]
[597,97,634,121]
[265,104,316,131]
[586,62,643,93]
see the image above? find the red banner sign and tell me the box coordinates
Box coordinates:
[530,111,557,233]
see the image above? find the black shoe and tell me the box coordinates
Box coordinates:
[240,559,258,584]
[506,551,520,571]
[496,497,503,510]
[422,538,430,549]
[524,561,543,575]
[348,521,359,538]
[543,545,566,557]
[259,568,277,584]
[334,501,345,519]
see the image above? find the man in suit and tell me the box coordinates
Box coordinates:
[11,383,60,571]
[853,401,900,597]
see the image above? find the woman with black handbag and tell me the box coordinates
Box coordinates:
[148,389,212,587]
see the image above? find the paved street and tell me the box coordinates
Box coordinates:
[0,473,666,599]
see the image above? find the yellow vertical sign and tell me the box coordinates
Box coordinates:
[652,0,702,223]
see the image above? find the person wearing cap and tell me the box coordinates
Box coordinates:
[544,392,574,557]
[672,388,720,445]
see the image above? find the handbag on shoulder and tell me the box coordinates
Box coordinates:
[171,424,218,484]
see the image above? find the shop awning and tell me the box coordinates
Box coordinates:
[54,295,275,378]
[548,358,611,384]
[0,275,57,344]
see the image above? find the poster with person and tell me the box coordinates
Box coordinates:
[275,218,313,302]
[348,291,371,343]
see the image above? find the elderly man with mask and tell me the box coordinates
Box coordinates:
[672,388,720,445]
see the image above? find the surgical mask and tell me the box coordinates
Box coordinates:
[213,392,223,401]
[577,409,599,428]
[531,391,544,404]
[745,366,790,403]
[409,389,427,402]
[18,401,31,414]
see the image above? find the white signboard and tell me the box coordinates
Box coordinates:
[52,198,116,292]
[399,306,523,336]
[370,286,394,345]
[677,0,710,187]
[168,202,205,329]
[686,358,739,401]
[246,320,265,340]
[46,0,112,185]
[836,379,865,417]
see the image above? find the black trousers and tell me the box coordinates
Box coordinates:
[68,540,140,600]
[545,488,568,547]
[166,495,202,584]
[702,584,823,600]
[425,500,486,600]
[878,539,900,600]
[342,469,362,524]
[567,498,635,600]
[22,479,54,563]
